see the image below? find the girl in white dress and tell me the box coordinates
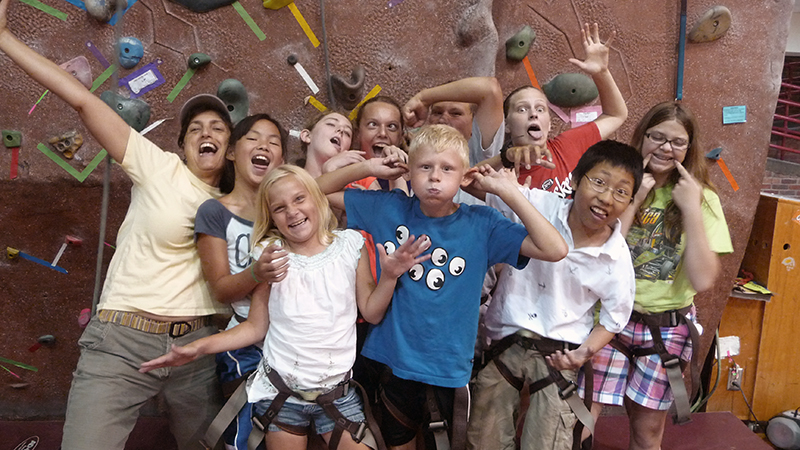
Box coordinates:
[141,165,430,450]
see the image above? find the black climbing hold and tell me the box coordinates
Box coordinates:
[542,73,598,108]
[167,0,236,13]
[506,25,535,61]
[287,54,298,66]
[331,66,366,110]
[188,53,212,70]
[99,91,151,132]
[217,79,250,125]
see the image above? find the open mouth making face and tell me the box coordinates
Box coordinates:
[527,124,543,141]
[251,154,271,169]
[199,142,218,155]
[328,135,344,153]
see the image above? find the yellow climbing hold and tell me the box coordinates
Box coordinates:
[262,0,292,9]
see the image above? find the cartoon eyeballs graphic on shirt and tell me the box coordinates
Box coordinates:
[388,225,465,291]
[396,225,410,244]
[431,248,448,266]
[449,257,465,276]
[409,263,424,281]
[426,268,445,290]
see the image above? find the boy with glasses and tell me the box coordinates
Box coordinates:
[467,140,643,450]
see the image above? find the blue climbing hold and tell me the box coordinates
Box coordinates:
[118,37,144,69]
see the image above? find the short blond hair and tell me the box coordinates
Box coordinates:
[408,124,469,169]
[252,165,337,252]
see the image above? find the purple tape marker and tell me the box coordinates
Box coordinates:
[119,60,165,98]
[388,0,405,6]
[86,41,110,69]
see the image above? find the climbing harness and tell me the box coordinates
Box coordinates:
[608,305,701,424]
[478,330,595,450]
[377,374,470,450]
[200,367,385,450]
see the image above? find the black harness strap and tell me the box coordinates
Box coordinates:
[483,333,595,449]
[378,370,470,450]
[247,367,385,450]
[610,306,699,425]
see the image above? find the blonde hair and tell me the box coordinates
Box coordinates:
[251,165,337,252]
[408,124,469,169]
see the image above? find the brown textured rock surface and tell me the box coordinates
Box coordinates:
[0,0,792,418]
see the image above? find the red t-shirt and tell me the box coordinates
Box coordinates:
[517,122,601,198]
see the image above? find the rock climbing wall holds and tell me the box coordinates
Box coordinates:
[48,131,84,159]
[331,66,366,110]
[168,0,236,13]
[188,53,211,70]
[58,56,93,89]
[85,0,127,23]
[506,25,535,61]
[689,6,732,43]
[542,73,598,108]
[117,37,144,69]
[99,91,151,132]
[263,0,293,10]
[217,79,250,125]
[2,130,22,148]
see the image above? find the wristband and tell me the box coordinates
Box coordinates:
[500,144,515,169]
[250,264,262,283]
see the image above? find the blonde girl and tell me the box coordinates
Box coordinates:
[142,165,430,450]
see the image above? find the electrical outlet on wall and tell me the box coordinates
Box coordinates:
[727,365,744,390]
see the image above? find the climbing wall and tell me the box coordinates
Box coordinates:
[0,0,792,418]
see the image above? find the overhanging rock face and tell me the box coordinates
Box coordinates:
[0,0,792,417]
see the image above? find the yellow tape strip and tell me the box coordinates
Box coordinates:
[349,85,382,121]
[307,96,327,112]
[287,2,320,48]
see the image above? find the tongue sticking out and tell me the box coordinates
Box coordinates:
[528,125,543,141]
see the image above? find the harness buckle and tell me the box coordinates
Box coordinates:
[429,420,448,431]
[662,355,680,369]
[252,416,267,432]
[668,311,679,327]
[559,381,577,400]
[353,422,367,442]
[168,321,191,338]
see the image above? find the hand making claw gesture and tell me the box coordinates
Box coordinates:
[569,22,615,76]
[506,144,555,172]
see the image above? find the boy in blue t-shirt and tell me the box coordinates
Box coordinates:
[320,124,568,449]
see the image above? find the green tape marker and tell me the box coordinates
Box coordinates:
[37,144,108,182]
[167,68,196,103]
[233,1,266,41]
[19,0,67,21]
[0,356,38,372]
[90,65,117,93]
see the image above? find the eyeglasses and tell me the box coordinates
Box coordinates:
[583,176,632,203]
[645,132,689,151]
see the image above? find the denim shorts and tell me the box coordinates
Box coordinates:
[252,388,366,435]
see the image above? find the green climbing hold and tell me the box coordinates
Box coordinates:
[188,53,212,70]
[506,25,535,61]
[2,130,22,148]
[217,79,249,125]
[688,6,731,43]
[542,73,598,108]
[99,91,151,132]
